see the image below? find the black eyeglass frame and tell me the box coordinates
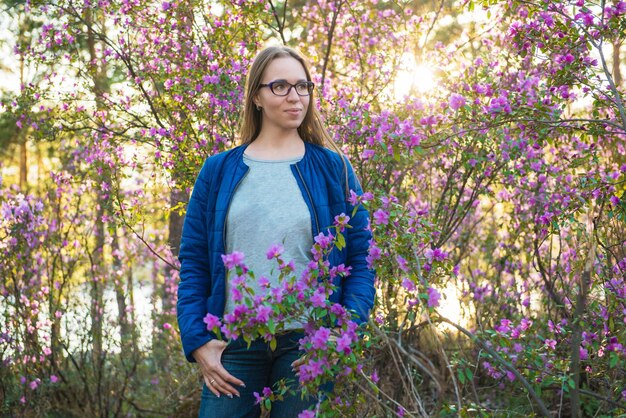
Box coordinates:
[258,80,315,96]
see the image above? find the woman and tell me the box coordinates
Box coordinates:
[177,45,375,418]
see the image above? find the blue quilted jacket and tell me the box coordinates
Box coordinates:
[177,141,375,362]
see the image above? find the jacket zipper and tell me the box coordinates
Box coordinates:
[222,168,249,250]
[295,164,320,236]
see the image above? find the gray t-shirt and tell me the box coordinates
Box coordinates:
[224,153,313,328]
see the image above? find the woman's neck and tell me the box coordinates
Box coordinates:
[245,133,305,160]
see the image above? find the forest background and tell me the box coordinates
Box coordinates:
[1,0,625,417]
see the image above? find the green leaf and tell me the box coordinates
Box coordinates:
[458,369,466,384]
[264,398,272,411]
[336,232,346,251]
[268,319,276,334]
[610,352,619,369]
[270,338,277,351]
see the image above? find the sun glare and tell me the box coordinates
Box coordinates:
[437,282,468,332]
[393,54,438,100]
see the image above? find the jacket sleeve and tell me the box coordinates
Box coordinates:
[177,158,216,362]
[341,157,376,325]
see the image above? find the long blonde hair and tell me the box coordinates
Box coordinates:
[239,46,338,152]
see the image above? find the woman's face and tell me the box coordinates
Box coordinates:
[254,56,310,134]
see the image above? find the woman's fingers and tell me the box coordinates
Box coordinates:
[194,340,246,398]
[205,366,246,398]
[209,362,246,397]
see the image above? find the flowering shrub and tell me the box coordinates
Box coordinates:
[203,215,371,416]
[1,0,625,416]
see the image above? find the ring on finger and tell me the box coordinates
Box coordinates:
[210,378,216,385]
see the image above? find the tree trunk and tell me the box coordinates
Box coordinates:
[18,22,27,191]
[163,186,187,314]
[85,9,110,399]
[111,228,137,356]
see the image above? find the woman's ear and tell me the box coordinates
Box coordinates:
[253,96,262,111]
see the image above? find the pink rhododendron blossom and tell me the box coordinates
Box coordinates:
[364,369,377,386]
[401,277,416,292]
[255,305,272,323]
[258,276,270,288]
[298,410,315,418]
[266,243,284,259]
[545,339,557,350]
[50,375,58,383]
[310,289,326,308]
[424,247,447,262]
[449,93,466,110]
[313,232,334,250]
[373,209,389,225]
[311,327,331,350]
[335,333,353,355]
[221,251,245,269]
[427,287,441,308]
[203,313,222,330]
[580,347,588,360]
[333,214,350,231]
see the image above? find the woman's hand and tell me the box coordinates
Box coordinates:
[193,339,245,398]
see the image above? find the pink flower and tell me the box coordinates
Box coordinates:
[334,214,351,232]
[50,375,58,383]
[401,277,415,291]
[373,209,389,225]
[424,248,447,262]
[311,327,331,350]
[330,303,346,317]
[221,251,245,269]
[580,347,588,360]
[310,289,326,308]
[266,243,284,259]
[313,232,334,250]
[545,339,557,350]
[255,305,272,324]
[449,93,466,111]
[371,369,380,383]
[203,313,222,331]
[298,410,316,418]
[396,255,409,272]
[335,333,353,355]
[427,287,441,308]
[163,322,172,330]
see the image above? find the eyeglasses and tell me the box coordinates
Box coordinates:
[259,80,314,96]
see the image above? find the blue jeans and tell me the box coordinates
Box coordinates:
[198,331,317,418]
